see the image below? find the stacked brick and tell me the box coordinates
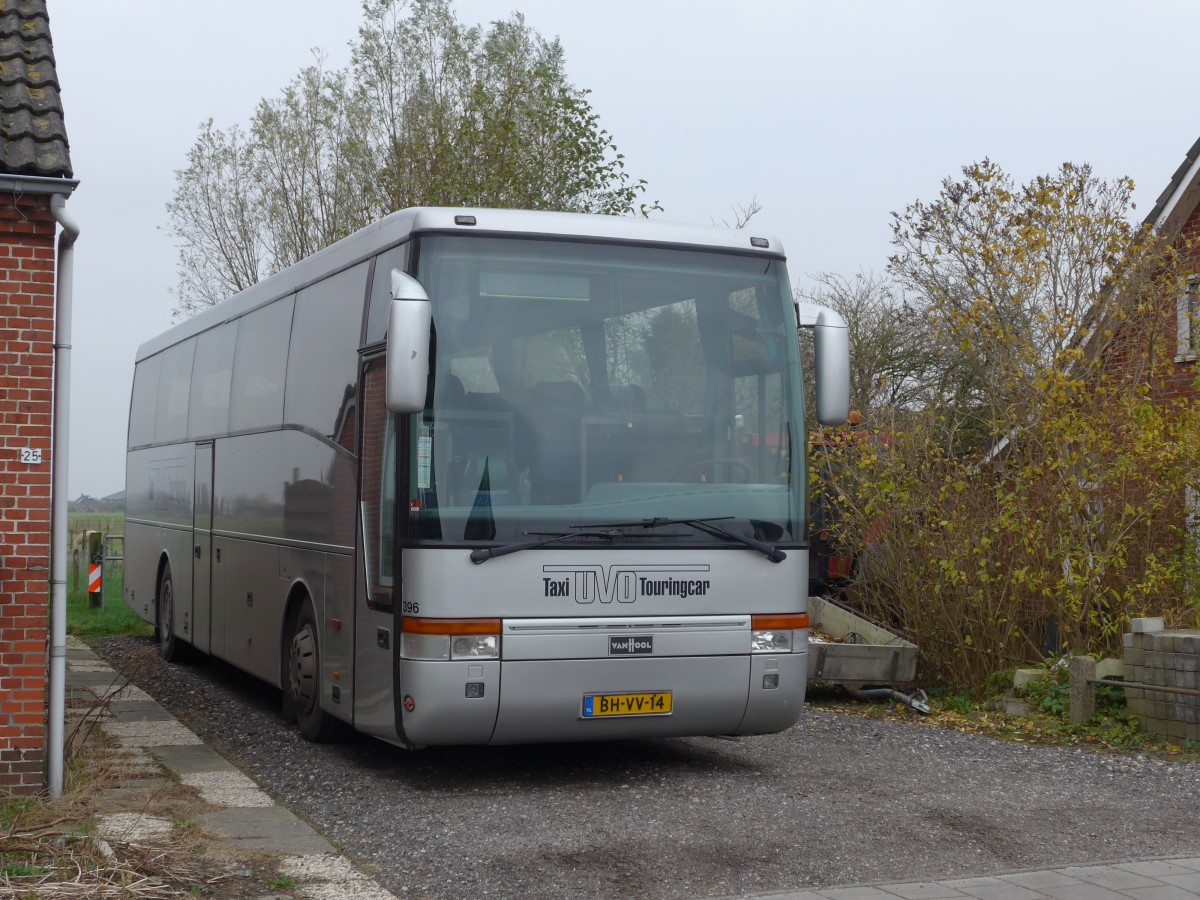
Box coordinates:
[0,192,57,792]
[1123,618,1200,744]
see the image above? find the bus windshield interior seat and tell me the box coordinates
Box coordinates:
[437,376,516,506]
[528,379,585,504]
[604,383,646,415]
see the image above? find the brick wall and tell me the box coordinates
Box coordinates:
[1154,201,1200,405]
[1123,619,1200,745]
[0,192,57,793]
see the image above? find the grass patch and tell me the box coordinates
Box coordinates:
[67,581,151,639]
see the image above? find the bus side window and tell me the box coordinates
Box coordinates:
[229,297,295,432]
[129,354,162,448]
[155,341,195,444]
[365,243,411,346]
[187,323,237,440]
[286,263,369,440]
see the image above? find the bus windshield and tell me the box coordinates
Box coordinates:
[406,234,804,547]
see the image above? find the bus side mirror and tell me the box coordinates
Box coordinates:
[795,301,850,425]
[386,271,433,413]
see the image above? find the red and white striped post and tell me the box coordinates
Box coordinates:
[86,530,103,608]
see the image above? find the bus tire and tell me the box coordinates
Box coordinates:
[156,563,185,662]
[287,599,352,742]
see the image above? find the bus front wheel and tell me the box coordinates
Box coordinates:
[287,600,351,742]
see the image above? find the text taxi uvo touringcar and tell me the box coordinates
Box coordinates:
[541,564,712,602]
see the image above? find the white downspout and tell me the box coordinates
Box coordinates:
[48,193,79,797]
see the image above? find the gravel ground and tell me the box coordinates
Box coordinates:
[93,635,1200,899]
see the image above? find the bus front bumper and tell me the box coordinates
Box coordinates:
[397,652,806,746]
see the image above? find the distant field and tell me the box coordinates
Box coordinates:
[68,510,123,543]
[65,511,149,638]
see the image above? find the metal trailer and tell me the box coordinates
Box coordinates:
[807,594,918,688]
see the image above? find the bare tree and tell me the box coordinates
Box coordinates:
[167,0,656,315]
[796,271,946,424]
[166,121,264,315]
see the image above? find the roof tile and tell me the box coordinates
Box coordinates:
[0,0,70,178]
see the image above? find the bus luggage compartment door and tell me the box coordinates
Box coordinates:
[490,615,752,744]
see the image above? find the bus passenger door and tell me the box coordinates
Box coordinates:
[192,442,214,654]
[353,358,400,737]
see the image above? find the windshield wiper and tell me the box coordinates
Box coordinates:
[469,529,622,564]
[578,517,787,564]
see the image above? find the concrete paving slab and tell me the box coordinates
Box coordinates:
[198,806,336,855]
[933,877,1042,900]
[104,685,154,702]
[92,783,179,803]
[200,805,330,842]
[1162,876,1200,893]
[150,753,242,780]
[148,743,232,769]
[884,884,972,899]
[69,659,118,672]
[1033,885,1129,900]
[1119,887,1200,900]
[96,812,175,845]
[1123,863,1200,879]
[1000,872,1086,891]
[182,770,274,807]
[104,720,203,747]
[108,698,167,713]
[223,834,337,856]
[68,670,130,689]
[1057,865,1162,891]
[109,705,178,723]
[279,855,399,899]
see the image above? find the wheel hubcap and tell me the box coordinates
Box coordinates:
[290,623,318,713]
[159,581,173,649]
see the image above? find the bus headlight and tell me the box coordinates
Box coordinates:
[751,630,793,653]
[452,634,499,659]
[401,617,501,661]
[750,613,809,654]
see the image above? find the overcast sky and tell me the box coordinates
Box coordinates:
[51,0,1200,496]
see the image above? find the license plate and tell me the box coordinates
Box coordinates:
[582,691,672,718]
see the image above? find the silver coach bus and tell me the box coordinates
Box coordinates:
[125,208,849,746]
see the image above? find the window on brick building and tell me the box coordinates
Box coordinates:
[1176,275,1199,361]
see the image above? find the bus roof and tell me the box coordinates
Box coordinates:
[136,207,787,362]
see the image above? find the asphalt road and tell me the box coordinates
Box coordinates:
[95,636,1200,899]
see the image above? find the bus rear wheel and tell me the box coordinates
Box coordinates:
[287,600,352,742]
[157,564,184,662]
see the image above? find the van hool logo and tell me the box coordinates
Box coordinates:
[542,564,711,604]
[609,635,653,655]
